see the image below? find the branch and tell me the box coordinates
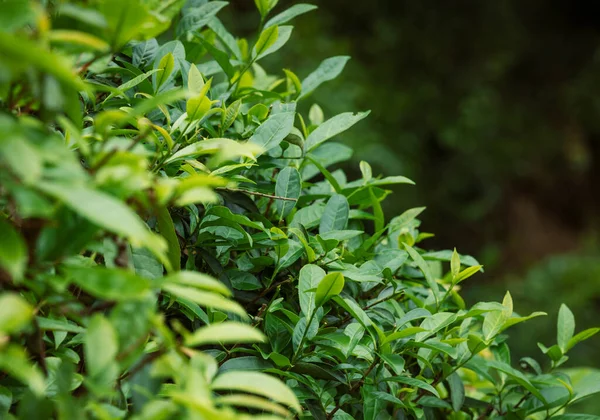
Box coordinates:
[216,187,298,201]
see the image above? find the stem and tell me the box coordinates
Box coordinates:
[216,187,298,201]
[327,356,380,419]
[291,310,317,365]
[90,130,148,173]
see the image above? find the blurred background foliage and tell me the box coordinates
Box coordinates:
[225,0,600,372]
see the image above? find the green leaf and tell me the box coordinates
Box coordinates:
[0,217,27,281]
[404,244,440,306]
[185,322,265,347]
[162,270,231,296]
[85,315,118,385]
[306,154,343,193]
[37,182,166,261]
[264,3,318,28]
[208,17,242,60]
[104,69,162,101]
[249,103,296,154]
[156,206,181,272]
[447,372,465,412]
[0,345,45,396]
[212,371,301,413]
[275,167,301,220]
[0,32,86,91]
[319,194,349,234]
[228,270,262,291]
[486,359,547,404]
[67,267,151,300]
[315,272,345,308]
[305,111,370,151]
[177,1,228,35]
[222,99,241,131]
[381,327,427,345]
[557,303,575,353]
[215,394,291,418]
[0,294,33,334]
[300,56,350,99]
[299,264,326,318]
[384,376,440,398]
[252,25,279,59]
[36,317,85,334]
[566,328,600,352]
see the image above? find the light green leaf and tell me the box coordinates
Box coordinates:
[165,138,262,164]
[222,99,241,132]
[212,371,301,413]
[264,3,318,28]
[300,56,350,99]
[252,25,279,59]
[557,303,575,353]
[0,294,33,334]
[85,315,118,381]
[0,218,27,281]
[299,264,325,318]
[0,32,86,91]
[567,328,600,352]
[275,167,301,220]
[319,194,349,234]
[185,322,265,347]
[454,265,483,284]
[499,311,546,333]
[305,111,370,151]
[359,160,372,183]
[451,248,460,279]
[163,284,246,317]
[162,271,231,296]
[315,272,345,308]
[256,25,292,60]
[186,95,212,121]
[254,0,278,19]
[187,63,205,95]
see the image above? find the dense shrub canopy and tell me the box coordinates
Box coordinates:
[0,0,599,419]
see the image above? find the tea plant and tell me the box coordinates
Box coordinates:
[0,0,599,419]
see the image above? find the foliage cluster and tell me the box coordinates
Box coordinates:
[1,0,599,419]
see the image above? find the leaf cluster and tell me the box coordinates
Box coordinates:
[0,1,599,419]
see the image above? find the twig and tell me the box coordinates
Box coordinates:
[327,357,380,419]
[216,187,298,201]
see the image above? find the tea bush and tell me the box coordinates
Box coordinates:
[1,1,599,419]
